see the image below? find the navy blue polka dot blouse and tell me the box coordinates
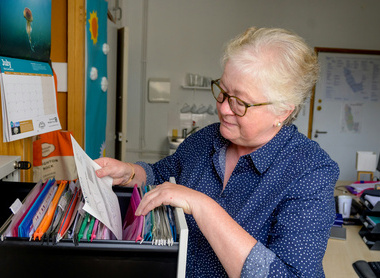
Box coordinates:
[137,123,339,277]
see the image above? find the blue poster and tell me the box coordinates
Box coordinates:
[0,0,51,62]
[85,0,108,159]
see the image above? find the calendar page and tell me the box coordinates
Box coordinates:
[0,56,61,142]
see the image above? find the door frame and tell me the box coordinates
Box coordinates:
[67,0,85,147]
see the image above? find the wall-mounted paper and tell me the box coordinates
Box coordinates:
[148,78,170,103]
[0,56,61,142]
[356,151,377,172]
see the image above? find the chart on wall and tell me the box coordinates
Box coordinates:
[310,49,380,181]
[318,53,380,102]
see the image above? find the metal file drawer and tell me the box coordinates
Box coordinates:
[0,182,188,278]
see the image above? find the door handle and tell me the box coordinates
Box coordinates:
[314,130,327,138]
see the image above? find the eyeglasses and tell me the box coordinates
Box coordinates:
[211,79,272,117]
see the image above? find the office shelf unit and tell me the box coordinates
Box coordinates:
[359,190,380,250]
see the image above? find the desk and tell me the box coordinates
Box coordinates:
[323,181,380,277]
[323,225,380,277]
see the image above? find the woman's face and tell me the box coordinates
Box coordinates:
[217,62,291,151]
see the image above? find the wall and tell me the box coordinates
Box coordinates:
[120,0,380,164]
[51,0,67,130]
[0,0,68,182]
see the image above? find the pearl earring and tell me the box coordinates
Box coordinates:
[276,122,281,127]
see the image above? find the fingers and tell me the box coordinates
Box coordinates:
[93,158,105,167]
[95,163,112,179]
[135,183,193,216]
[94,157,130,185]
[95,168,107,178]
[94,157,115,177]
[135,186,161,216]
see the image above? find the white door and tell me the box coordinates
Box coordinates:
[309,48,380,181]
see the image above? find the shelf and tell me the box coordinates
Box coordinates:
[181,85,210,91]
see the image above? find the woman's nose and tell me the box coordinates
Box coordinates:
[218,98,234,115]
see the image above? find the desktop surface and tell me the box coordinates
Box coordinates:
[323,225,380,278]
[323,181,380,278]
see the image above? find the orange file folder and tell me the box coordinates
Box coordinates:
[33,181,68,240]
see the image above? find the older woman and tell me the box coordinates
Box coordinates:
[96,27,339,277]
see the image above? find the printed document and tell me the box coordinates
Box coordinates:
[71,135,122,240]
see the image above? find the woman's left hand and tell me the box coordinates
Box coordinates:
[137,181,257,278]
[135,182,202,216]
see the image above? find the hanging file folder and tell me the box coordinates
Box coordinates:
[18,179,55,237]
[0,180,44,237]
[33,181,67,240]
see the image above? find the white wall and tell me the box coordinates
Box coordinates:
[119,0,380,164]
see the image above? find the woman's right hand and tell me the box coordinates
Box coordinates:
[94,157,134,186]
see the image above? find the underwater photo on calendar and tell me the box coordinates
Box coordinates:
[0,0,51,62]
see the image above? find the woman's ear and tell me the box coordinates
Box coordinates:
[278,105,295,124]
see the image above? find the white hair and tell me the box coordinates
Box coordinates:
[222,27,319,125]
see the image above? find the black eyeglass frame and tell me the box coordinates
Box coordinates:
[211,79,273,117]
